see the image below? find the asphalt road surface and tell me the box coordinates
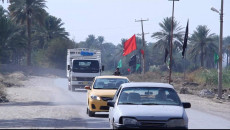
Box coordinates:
[54,78,110,129]
[54,78,230,129]
[1,76,229,129]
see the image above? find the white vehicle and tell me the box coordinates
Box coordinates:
[67,48,104,91]
[108,82,191,129]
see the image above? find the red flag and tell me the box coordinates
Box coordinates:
[141,49,144,55]
[123,35,137,56]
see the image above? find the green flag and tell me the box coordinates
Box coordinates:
[214,52,219,64]
[117,59,122,68]
[136,64,140,71]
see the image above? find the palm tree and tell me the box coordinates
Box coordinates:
[188,25,217,68]
[151,17,184,53]
[33,14,69,50]
[223,36,230,67]
[0,6,27,64]
[8,0,47,66]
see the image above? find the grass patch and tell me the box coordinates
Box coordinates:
[187,68,230,88]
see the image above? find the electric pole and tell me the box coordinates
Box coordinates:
[218,0,224,99]
[211,0,224,99]
[135,18,149,74]
[168,0,179,84]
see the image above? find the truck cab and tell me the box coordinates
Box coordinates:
[67,48,104,91]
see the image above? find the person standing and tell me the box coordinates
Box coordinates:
[113,68,121,76]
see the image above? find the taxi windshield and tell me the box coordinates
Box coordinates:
[93,78,129,89]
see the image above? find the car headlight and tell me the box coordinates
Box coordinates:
[167,119,185,128]
[122,118,138,125]
[90,95,101,101]
[72,77,78,81]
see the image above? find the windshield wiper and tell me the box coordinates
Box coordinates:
[141,103,160,105]
[120,103,138,105]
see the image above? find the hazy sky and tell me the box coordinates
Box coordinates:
[1,0,230,45]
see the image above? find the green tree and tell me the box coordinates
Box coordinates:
[8,0,47,66]
[33,14,69,50]
[151,17,184,53]
[0,6,26,64]
[223,36,230,67]
[188,25,217,68]
[45,38,74,69]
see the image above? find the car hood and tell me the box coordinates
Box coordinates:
[117,105,184,120]
[91,89,117,97]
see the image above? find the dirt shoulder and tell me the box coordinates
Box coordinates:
[0,76,85,129]
[179,94,230,120]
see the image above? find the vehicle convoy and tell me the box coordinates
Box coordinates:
[107,82,191,129]
[67,48,104,91]
[85,76,129,117]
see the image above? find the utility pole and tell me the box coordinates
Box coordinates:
[211,0,224,99]
[168,0,179,84]
[135,18,149,74]
[218,0,224,99]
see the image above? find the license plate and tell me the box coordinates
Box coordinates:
[83,81,89,85]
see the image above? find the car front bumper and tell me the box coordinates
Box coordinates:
[113,123,188,129]
[88,99,109,112]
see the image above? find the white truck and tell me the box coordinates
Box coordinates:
[67,48,104,91]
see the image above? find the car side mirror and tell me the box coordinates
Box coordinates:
[85,86,91,90]
[102,65,104,71]
[182,102,191,109]
[107,100,115,107]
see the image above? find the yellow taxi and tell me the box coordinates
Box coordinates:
[85,75,129,117]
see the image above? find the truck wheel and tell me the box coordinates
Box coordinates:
[68,84,71,91]
[88,109,95,117]
[71,85,75,92]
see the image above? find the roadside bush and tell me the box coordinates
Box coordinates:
[187,68,230,88]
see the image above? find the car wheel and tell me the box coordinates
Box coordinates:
[86,108,89,114]
[88,109,95,117]
[112,120,116,129]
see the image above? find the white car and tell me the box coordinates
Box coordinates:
[108,82,191,129]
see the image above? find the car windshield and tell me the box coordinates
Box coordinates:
[93,78,129,89]
[72,60,99,73]
[118,87,181,106]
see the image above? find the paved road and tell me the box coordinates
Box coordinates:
[54,78,110,129]
[1,76,229,129]
[54,78,230,129]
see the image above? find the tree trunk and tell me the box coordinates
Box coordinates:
[200,44,204,67]
[26,7,32,66]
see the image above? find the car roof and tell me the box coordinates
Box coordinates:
[121,82,174,89]
[95,75,129,79]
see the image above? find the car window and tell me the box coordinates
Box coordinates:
[93,78,129,89]
[112,86,122,101]
[118,87,181,105]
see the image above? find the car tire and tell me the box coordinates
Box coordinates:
[88,109,95,117]
[71,85,75,92]
[112,121,117,129]
[86,108,89,114]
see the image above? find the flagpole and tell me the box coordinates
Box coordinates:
[184,50,186,81]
